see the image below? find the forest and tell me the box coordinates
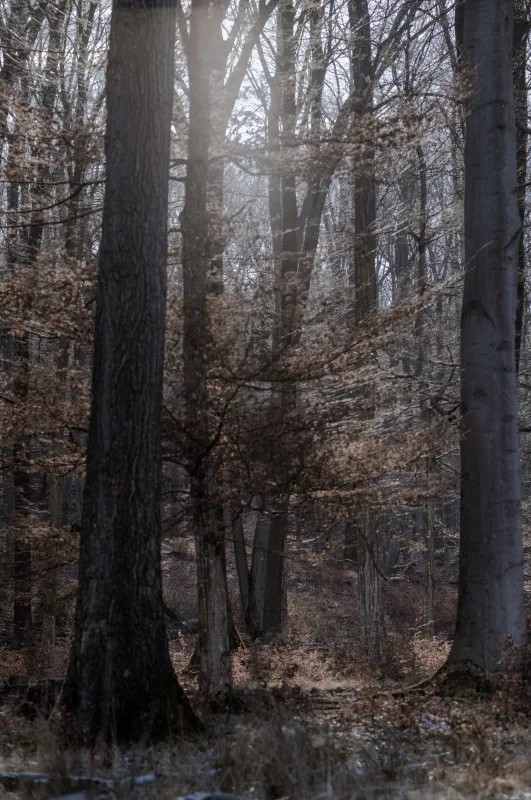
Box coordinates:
[0,0,531,796]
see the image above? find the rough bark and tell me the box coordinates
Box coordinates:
[5,123,31,648]
[59,0,198,743]
[447,0,525,674]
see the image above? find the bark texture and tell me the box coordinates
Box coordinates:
[448,0,525,673]
[60,0,198,743]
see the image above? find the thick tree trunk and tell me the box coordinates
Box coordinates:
[447,0,525,674]
[245,500,289,639]
[59,0,198,743]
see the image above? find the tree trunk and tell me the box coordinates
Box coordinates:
[349,0,382,664]
[9,145,31,647]
[414,143,435,638]
[262,502,289,637]
[245,0,298,642]
[40,342,71,669]
[248,510,269,636]
[59,0,198,743]
[12,369,32,650]
[513,4,528,376]
[181,0,233,698]
[447,0,525,674]
[357,511,383,663]
[231,508,251,623]
[423,504,435,637]
[253,0,327,637]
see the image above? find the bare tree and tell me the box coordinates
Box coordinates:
[59,0,198,742]
[447,0,526,677]
[179,0,277,695]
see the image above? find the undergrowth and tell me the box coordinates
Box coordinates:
[1,552,530,798]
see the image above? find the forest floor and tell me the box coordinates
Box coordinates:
[1,658,531,800]
[1,550,531,798]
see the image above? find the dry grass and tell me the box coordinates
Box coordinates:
[2,677,531,799]
[2,542,531,798]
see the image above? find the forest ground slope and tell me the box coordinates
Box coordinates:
[1,549,531,800]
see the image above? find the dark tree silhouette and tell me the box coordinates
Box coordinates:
[447,0,526,677]
[59,0,198,742]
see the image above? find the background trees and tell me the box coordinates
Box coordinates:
[0,0,529,717]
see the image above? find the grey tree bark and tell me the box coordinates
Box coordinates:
[447,0,526,675]
[180,0,234,699]
[348,0,382,665]
[513,2,528,375]
[59,0,198,743]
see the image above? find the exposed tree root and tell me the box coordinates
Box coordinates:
[392,662,496,699]
[436,662,494,697]
[54,669,204,746]
[391,669,443,698]
[206,690,249,715]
